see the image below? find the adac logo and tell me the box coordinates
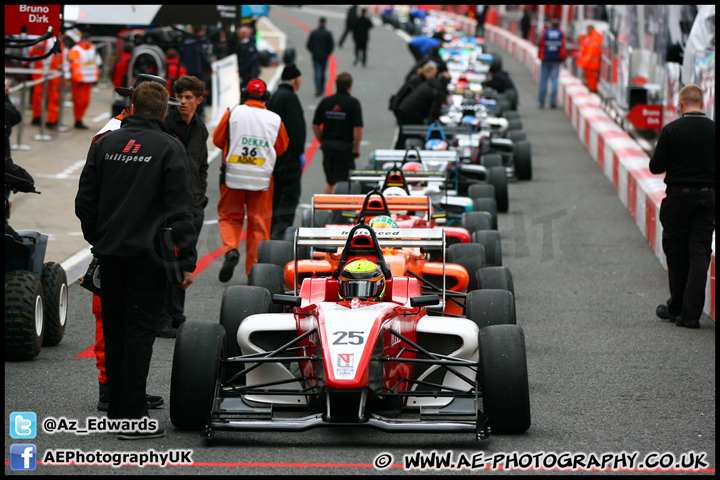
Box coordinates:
[332,104,342,112]
[122,139,141,153]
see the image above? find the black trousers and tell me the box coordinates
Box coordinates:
[271,161,302,238]
[659,190,715,322]
[354,41,368,66]
[100,253,166,420]
[161,207,204,327]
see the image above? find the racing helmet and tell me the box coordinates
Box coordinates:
[425,138,448,151]
[368,215,398,229]
[338,259,386,301]
[382,186,408,197]
[402,161,423,172]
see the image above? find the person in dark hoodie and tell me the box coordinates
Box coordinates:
[75,81,197,439]
[394,71,450,149]
[352,7,373,67]
[306,17,335,97]
[338,5,358,48]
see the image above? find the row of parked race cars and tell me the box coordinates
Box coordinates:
[170,33,533,441]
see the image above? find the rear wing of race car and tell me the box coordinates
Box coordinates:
[290,226,448,310]
[311,193,432,219]
[371,149,460,193]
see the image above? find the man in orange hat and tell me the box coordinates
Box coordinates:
[214,78,289,282]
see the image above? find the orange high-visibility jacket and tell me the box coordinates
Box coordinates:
[577,29,603,71]
[68,42,99,83]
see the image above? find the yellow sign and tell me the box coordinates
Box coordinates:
[228,155,266,166]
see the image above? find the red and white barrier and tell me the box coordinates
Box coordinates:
[485,24,715,321]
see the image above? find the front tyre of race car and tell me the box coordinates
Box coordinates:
[220,286,272,384]
[257,240,294,268]
[465,289,516,328]
[248,263,286,313]
[468,182,495,200]
[488,166,509,213]
[472,198,498,230]
[170,322,225,430]
[479,325,531,434]
[476,266,515,297]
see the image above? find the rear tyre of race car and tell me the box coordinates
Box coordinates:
[472,230,502,267]
[284,227,312,259]
[472,198,497,230]
[219,286,272,384]
[448,243,486,291]
[465,289,516,328]
[257,240,294,268]
[514,140,533,181]
[248,263,286,312]
[502,110,521,121]
[40,262,68,347]
[170,322,225,430]
[506,130,526,143]
[462,211,492,233]
[488,166,509,213]
[480,153,503,169]
[302,208,332,227]
[504,88,518,110]
[479,325,531,434]
[334,181,362,194]
[5,270,45,361]
[476,266,515,298]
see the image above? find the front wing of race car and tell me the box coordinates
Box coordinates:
[209,306,490,440]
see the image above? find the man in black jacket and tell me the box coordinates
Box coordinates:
[76,82,197,439]
[650,84,715,329]
[267,64,306,240]
[306,17,335,97]
[158,75,209,338]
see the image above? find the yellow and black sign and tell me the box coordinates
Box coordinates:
[228,155,266,166]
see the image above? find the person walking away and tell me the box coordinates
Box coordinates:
[312,72,364,194]
[164,49,188,97]
[68,32,100,129]
[28,36,63,129]
[234,26,260,89]
[75,81,197,439]
[180,26,212,119]
[158,75,209,338]
[649,84,715,329]
[394,72,450,149]
[339,5,358,48]
[576,25,603,93]
[267,64,307,240]
[537,20,566,108]
[352,8,373,67]
[89,74,181,412]
[306,17,334,97]
[214,79,289,282]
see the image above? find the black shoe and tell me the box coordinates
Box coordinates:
[218,249,239,282]
[675,317,700,329]
[98,382,109,411]
[31,117,41,126]
[656,304,680,322]
[45,121,57,129]
[538,103,544,109]
[315,91,322,97]
[75,121,89,130]
[97,382,164,411]
[157,324,178,338]
[550,104,557,109]
[118,428,166,440]
[147,394,164,408]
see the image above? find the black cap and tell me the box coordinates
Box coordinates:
[281,63,302,81]
[115,74,181,106]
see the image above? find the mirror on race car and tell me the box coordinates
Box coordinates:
[410,295,441,307]
[272,294,302,307]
